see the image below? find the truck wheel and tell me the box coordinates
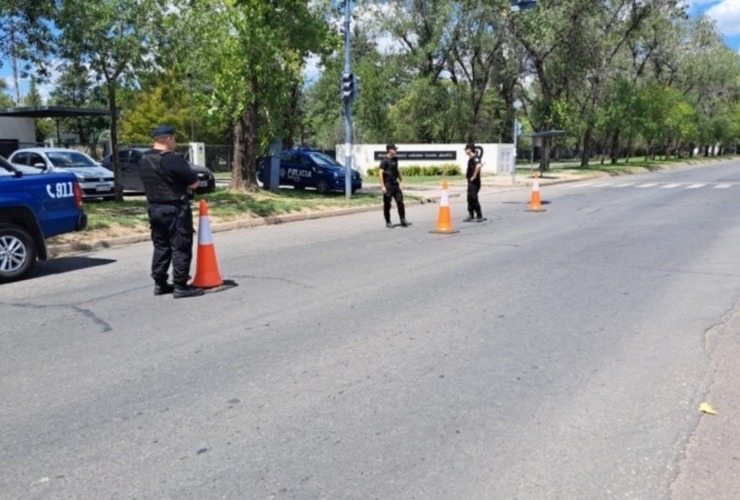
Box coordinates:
[0,223,37,283]
[316,179,330,194]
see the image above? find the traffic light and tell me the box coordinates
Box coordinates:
[341,72,355,101]
[353,75,361,100]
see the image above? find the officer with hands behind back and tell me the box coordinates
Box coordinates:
[139,125,204,298]
[379,143,410,229]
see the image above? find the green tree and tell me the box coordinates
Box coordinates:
[0,79,16,108]
[168,0,333,191]
[54,0,164,200]
[0,0,56,104]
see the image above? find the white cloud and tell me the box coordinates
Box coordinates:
[705,0,740,36]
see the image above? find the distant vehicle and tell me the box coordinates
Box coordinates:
[101,148,216,194]
[257,148,362,194]
[8,148,115,200]
[0,156,87,282]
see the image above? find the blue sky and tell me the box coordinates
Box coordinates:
[688,0,740,50]
[2,1,740,104]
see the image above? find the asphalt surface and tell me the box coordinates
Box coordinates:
[2,160,740,498]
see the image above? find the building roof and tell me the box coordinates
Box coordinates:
[0,106,118,118]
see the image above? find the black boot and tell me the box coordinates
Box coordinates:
[173,284,205,299]
[154,282,174,295]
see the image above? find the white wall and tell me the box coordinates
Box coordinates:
[336,143,516,175]
[0,117,36,144]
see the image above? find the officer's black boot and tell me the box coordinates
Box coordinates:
[173,284,205,299]
[154,282,174,295]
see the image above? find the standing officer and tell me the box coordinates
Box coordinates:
[464,142,485,222]
[139,125,204,298]
[379,143,410,228]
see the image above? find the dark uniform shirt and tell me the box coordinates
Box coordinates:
[139,150,199,203]
[467,155,482,186]
[379,156,400,185]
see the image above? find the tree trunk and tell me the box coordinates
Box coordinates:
[230,84,260,192]
[580,125,593,167]
[107,81,124,202]
[540,137,552,172]
[610,129,620,164]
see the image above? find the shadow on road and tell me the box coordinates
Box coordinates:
[26,256,117,280]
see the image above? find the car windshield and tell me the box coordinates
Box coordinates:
[307,151,342,168]
[0,156,14,174]
[47,152,98,168]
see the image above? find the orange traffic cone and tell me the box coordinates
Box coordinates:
[430,180,459,234]
[192,199,224,288]
[526,172,547,212]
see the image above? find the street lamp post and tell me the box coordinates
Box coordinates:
[509,0,537,183]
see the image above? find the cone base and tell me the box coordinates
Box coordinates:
[525,208,547,212]
[192,244,223,288]
[429,229,460,234]
[192,275,224,288]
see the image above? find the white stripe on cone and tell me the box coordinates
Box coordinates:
[198,215,213,245]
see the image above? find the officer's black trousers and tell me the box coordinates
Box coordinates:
[467,181,482,218]
[383,183,406,222]
[147,203,194,285]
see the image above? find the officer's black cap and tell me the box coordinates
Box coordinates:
[465,142,476,151]
[386,143,398,151]
[152,125,175,138]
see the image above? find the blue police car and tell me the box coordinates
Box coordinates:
[258,148,362,194]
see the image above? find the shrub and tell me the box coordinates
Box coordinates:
[365,164,461,177]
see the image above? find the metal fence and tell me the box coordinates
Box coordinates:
[13,141,236,172]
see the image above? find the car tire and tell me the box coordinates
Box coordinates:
[0,223,37,283]
[316,179,330,194]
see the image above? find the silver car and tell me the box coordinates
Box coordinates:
[8,148,115,200]
[102,148,216,194]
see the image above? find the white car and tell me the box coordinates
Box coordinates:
[8,148,115,200]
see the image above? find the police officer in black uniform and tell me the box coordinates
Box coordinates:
[139,125,204,298]
[379,143,410,228]
[464,142,485,222]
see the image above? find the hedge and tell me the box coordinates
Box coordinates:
[365,164,462,177]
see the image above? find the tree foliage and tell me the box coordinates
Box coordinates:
[4,0,740,179]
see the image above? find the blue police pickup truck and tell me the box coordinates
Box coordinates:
[0,156,87,282]
[257,148,362,194]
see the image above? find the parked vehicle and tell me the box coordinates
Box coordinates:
[101,148,216,194]
[8,148,115,200]
[257,148,362,194]
[0,156,87,282]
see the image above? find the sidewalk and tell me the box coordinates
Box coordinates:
[388,169,597,201]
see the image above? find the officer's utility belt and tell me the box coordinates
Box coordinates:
[149,199,186,206]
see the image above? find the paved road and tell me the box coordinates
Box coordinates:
[2,162,740,498]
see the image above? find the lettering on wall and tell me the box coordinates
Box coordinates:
[373,151,457,161]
